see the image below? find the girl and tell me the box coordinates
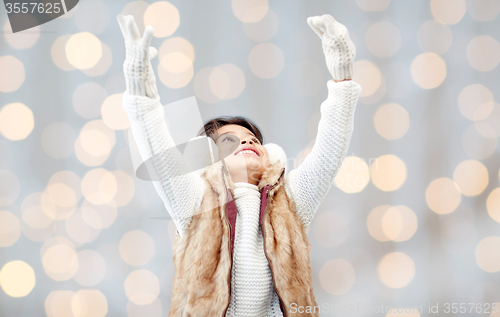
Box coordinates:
[118,13,361,317]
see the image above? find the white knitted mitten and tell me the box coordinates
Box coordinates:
[117,14,159,98]
[307,14,356,81]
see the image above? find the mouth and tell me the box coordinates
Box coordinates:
[234,147,260,157]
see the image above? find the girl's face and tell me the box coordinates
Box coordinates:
[214,124,270,185]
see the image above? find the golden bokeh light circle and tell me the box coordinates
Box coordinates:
[319,259,356,295]
[79,130,111,157]
[426,177,461,214]
[410,52,447,89]
[475,236,500,273]
[193,67,221,103]
[334,156,370,193]
[373,103,410,140]
[157,46,193,89]
[393,205,418,242]
[377,252,415,288]
[21,193,54,229]
[158,37,195,62]
[232,0,269,23]
[22,205,53,229]
[370,154,407,191]
[46,183,77,209]
[0,260,36,297]
[75,120,116,166]
[111,170,135,207]
[49,171,81,199]
[81,42,113,77]
[42,244,79,281]
[20,216,57,243]
[367,205,418,242]
[0,102,34,141]
[382,207,403,241]
[208,66,230,100]
[453,160,489,197]
[466,35,500,72]
[248,42,285,79]
[51,35,76,71]
[65,32,103,70]
[352,60,381,97]
[367,205,392,242]
[101,94,130,130]
[209,64,246,100]
[3,20,40,49]
[466,0,500,21]
[71,289,108,317]
[486,188,500,224]
[45,290,76,316]
[158,57,194,89]
[458,84,494,121]
[124,269,160,305]
[81,169,117,205]
[160,52,192,74]
[0,55,25,92]
[119,230,155,266]
[430,0,466,24]
[474,121,497,139]
[382,206,418,241]
[41,183,77,221]
[143,1,180,38]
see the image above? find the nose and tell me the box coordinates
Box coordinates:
[241,138,254,145]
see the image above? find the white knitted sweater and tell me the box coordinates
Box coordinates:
[122,79,361,316]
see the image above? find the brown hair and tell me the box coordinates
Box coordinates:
[197,116,264,144]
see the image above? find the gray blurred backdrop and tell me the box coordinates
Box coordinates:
[1,0,500,316]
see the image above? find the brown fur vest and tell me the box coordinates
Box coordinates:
[168,160,318,317]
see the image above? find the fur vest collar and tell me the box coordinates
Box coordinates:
[168,160,318,317]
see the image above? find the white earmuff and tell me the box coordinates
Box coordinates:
[263,143,287,170]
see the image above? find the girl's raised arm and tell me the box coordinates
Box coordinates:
[117,14,205,235]
[286,15,362,227]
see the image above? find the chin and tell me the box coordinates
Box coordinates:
[226,154,268,171]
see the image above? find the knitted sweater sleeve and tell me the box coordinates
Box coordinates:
[285,79,362,228]
[122,91,205,236]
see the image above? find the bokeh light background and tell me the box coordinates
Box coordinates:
[1,0,500,316]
